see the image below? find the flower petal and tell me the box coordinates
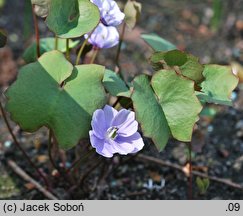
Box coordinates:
[111,109,130,126]
[108,139,134,155]
[117,132,144,154]
[91,0,125,26]
[89,131,114,158]
[91,109,106,139]
[117,112,138,137]
[85,23,119,49]
[103,105,118,128]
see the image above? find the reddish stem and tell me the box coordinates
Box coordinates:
[188,142,193,200]
[89,47,99,64]
[0,101,49,188]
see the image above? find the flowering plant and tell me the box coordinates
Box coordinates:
[0,0,239,199]
[90,105,144,157]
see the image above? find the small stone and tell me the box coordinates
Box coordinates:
[51,169,59,177]
[24,183,35,190]
[172,143,187,165]
[236,130,243,138]
[236,120,243,129]
[207,125,214,133]
[37,155,48,163]
[226,161,232,166]
[233,156,243,171]
[4,140,12,148]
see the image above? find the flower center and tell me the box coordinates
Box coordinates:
[106,126,118,140]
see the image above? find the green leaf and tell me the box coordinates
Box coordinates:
[197,65,238,105]
[6,51,107,149]
[132,75,170,151]
[151,50,204,83]
[151,70,202,142]
[180,54,204,83]
[0,29,7,48]
[124,0,142,29]
[31,0,50,18]
[103,70,131,98]
[23,37,79,63]
[141,33,176,51]
[196,177,210,194]
[163,50,187,67]
[46,0,100,38]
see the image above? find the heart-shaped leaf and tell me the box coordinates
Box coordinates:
[151,70,202,141]
[197,65,238,105]
[141,33,176,52]
[103,69,131,98]
[31,0,50,18]
[46,0,100,38]
[124,0,142,29]
[132,75,170,151]
[6,51,107,149]
[23,37,79,63]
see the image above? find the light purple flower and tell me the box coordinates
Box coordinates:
[89,105,144,158]
[91,0,125,26]
[85,23,119,49]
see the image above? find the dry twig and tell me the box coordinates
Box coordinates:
[7,160,58,200]
[137,154,243,191]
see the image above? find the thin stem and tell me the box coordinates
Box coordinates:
[188,142,193,200]
[79,158,103,186]
[66,150,94,174]
[115,22,126,67]
[76,38,88,65]
[75,29,95,65]
[66,39,70,60]
[32,5,40,58]
[90,48,99,64]
[48,130,74,186]
[112,97,122,109]
[0,101,49,187]
[55,36,59,50]
[48,130,59,171]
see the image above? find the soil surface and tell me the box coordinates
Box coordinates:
[0,0,243,200]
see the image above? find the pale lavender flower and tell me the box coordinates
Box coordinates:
[85,23,119,49]
[89,105,144,158]
[91,0,125,26]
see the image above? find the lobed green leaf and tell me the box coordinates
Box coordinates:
[151,70,202,142]
[46,0,100,38]
[132,75,170,151]
[6,51,107,149]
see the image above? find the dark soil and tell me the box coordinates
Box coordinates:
[0,0,243,200]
